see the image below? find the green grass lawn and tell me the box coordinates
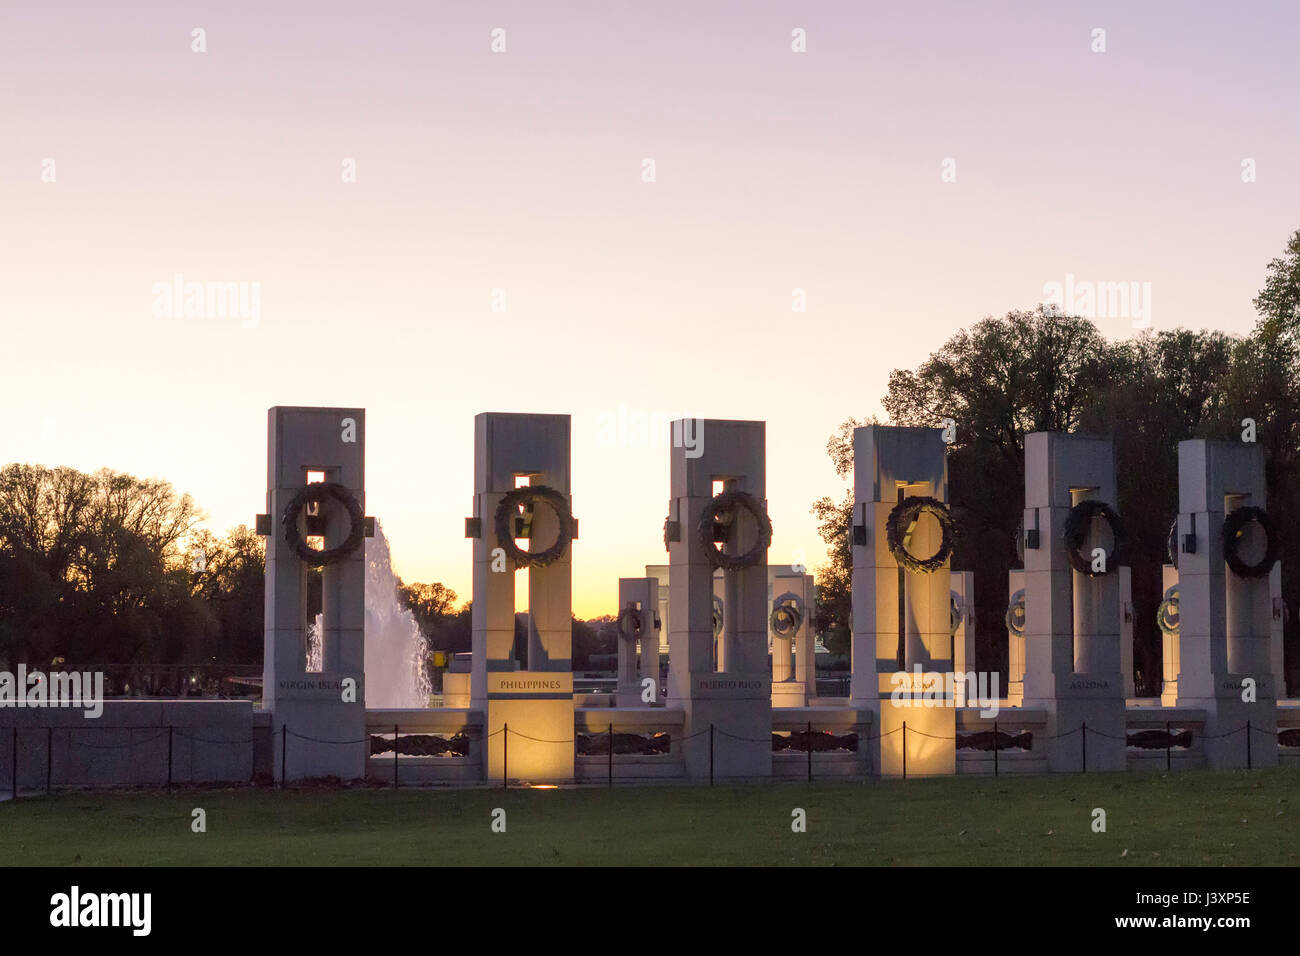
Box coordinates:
[2,767,1297,866]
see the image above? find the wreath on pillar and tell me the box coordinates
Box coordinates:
[770,593,804,638]
[493,485,574,568]
[885,496,954,573]
[1157,585,1180,637]
[1005,589,1026,636]
[698,490,772,570]
[617,606,643,639]
[281,482,365,567]
[1062,499,1125,576]
[1222,506,1278,578]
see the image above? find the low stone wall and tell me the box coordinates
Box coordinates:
[0,699,255,791]
[575,706,685,782]
[363,708,483,785]
[4,698,1294,791]
[772,705,872,778]
[1278,701,1300,766]
[253,710,273,779]
[1124,705,1207,771]
[955,706,1050,775]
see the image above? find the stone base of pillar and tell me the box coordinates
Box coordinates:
[1032,682,1126,773]
[481,671,575,783]
[878,701,955,777]
[614,682,646,708]
[770,680,811,708]
[272,700,366,782]
[1160,678,1179,708]
[1183,681,1278,769]
[1005,680,1025,708]
[679,673,772,781]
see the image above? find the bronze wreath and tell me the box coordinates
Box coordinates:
[617,606,643,639]
[1222,506,1278,578]
[1005,589,1026,636]
[493,485,574,568]
[886,496,954,573]
[699,490,772,570]
[281,481,365,567]
[1157,585,1180,637]
[1062,499,1125,576]
[770,595,804,638]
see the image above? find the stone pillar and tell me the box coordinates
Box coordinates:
[262,406,368,782]
[1270,563,1286,699]
[1022,432,1126,772]
[850,426,955,776]
[1007,570,1026,707]
[644,564,671,686]
[468,413,575,783]
[665,419,772,781]
[951,572,975,706]
[1175,440,1278,768]
[770,571,814,707]
[771,628,792,683]
[1160,565,1180,707]
[1119,566,1135,698]
[712,573,727,672]
[640,579,662,700]
[794,573,817,695]
[616,577,659,707]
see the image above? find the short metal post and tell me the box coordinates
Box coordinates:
[608,722,613,789]
[902,721,907,780]
[503,723,508,790]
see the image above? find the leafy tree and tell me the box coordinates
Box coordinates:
[813,279,1299,695]
[572,615,616,671]
[1253,228,1300,338]
[0,464,267,691]
[1239,228,1300,692]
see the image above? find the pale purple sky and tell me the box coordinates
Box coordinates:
[2,1,1298,613]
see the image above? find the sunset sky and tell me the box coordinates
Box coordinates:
[3,2,1299,615]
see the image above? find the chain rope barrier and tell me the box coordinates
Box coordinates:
[5,716,1290,796]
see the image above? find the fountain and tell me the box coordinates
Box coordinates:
[305,521,431,709]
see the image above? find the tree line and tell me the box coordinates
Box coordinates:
[0,471,615,691]
[0,466,263,692]
[812,229,1300,696]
